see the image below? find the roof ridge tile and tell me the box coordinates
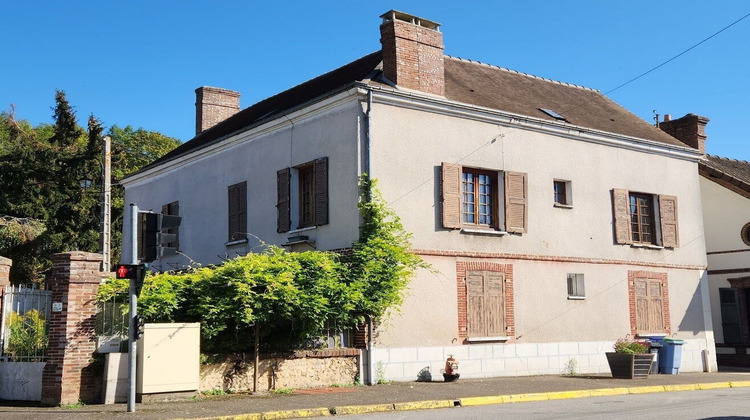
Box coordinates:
[444,55,599,93]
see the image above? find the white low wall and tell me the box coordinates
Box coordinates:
[0,361,45,401]
[372,339,711,382]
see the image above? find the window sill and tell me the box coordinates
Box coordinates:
[283,235,316,248]
[465,336,510,343]
[553,203,573,209]
[460,228,507,236]
[630,243,664,250]
[288,226,317,235]
[567,296,586,300]
[635,333,668,339]
[225,238,248,247]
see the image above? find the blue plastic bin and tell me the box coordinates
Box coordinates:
[658,338,685,374]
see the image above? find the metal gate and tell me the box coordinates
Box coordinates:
[1,284,52,361]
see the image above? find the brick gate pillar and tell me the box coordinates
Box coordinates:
[41,252,107,406]
[0,256,11,318]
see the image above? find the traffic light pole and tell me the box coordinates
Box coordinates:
[128,204,138,413]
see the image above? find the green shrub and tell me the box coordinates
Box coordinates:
[7,309,48,359]
[613,338,648,354]
[95,177,425,353]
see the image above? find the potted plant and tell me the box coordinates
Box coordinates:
[606,338,654,379]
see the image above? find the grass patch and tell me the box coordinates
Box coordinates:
[61,400,84,409]
[273,388,294,394]
[202,388,231,396]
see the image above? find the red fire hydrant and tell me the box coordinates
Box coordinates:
[443,354,460,382]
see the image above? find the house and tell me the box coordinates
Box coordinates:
[121,10,717,381]
[697,150,750,367]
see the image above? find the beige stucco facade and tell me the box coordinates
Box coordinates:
[122,85,717,380]
[363,92,715,379]
[701,176,750,344]
[123,92,364,268]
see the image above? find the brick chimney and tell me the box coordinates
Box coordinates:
[658,113,709,155]
[195,86,241,135]
[380,10,445,96]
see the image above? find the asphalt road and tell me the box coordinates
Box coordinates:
[337,387,750,420]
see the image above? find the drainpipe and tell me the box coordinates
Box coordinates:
[368,315,375,385]
[364,88,375,385]
[366,88,373,181]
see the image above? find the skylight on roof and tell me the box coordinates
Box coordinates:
[539,108,567,121]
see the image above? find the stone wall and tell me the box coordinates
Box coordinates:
[200,349,360,392]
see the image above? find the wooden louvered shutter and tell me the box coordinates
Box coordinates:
[505,171,528,233]
[720,288,742,344]
[238,182,247,240]
[635,278,665,333]
[648,280,664,331]
[634,279,650,332]
[277,168,291,233]
[486,272,506,336]
[466,271,505,337]
[659,195,679,248]
[466,273,485,337]
[314,157,328,226]
[228,185,238,241]
[612,189,632,244]
[441,162,461,229]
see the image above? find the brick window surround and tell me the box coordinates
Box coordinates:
[456,261,514,341]
[628,270,671,336]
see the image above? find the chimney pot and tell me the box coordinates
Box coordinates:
[379,10,445,96]
[663,114,671,122]
[195,86,241,135]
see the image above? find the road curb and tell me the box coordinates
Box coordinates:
[190,381,750,420]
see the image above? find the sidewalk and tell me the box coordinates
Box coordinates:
[2,372,750,420]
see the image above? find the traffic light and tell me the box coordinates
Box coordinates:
[115,264,139,280]
[138,212,182,262]
[114,263,148,295]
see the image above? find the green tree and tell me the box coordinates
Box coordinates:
[96,177,425,354]
[106,125,181,264]
[0,92,181,283]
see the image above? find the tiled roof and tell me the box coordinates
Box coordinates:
[443,57,685,147]
[138,51,690,174]
[146,51,384,171]
[700,154,750,197]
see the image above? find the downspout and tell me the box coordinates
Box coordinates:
[364,88,375,385]
[368,315,375,385]
[366,88,373,180]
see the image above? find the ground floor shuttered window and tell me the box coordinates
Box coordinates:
[628,271,670,335]
[466,271,505,338]
[456,262,514,341]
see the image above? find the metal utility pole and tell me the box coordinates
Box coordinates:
[128,204,138,413]
[100,135,112,272]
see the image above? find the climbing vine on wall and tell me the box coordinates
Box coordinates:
[97,177,426,352]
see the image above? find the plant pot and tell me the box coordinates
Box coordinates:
[443,373,460,382]
[606,352,655,379]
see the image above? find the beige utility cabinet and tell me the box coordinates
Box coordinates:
[137,323,200,395]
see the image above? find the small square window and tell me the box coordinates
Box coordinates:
[554,180,572,207]
[567,273,585,299]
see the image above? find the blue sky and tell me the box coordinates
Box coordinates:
[2,1,749,161]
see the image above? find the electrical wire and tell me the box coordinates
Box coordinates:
[603,12,750,96]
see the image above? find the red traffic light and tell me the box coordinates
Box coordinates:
[115,264,139,280]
